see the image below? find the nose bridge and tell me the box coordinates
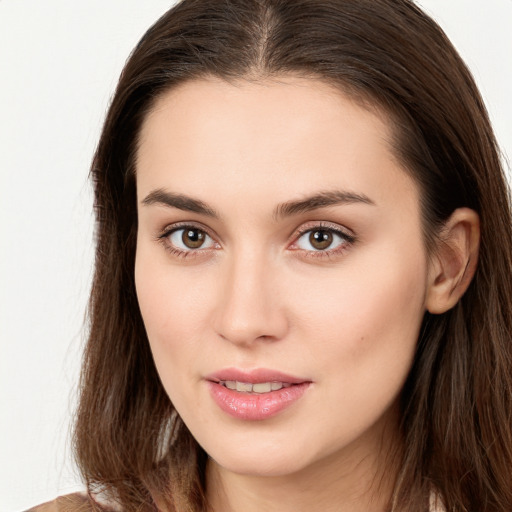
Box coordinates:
[214,246,287,345]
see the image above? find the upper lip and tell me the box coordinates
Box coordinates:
[205,368,310,384]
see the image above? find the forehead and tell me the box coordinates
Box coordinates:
[138,76,391,160]
[136,76,418,213]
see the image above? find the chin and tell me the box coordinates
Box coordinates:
[203,436,318,478]
[212,453,310,478]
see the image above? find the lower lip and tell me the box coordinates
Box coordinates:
[207,381,310,421]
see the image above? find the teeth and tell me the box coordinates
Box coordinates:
[220,381,290,393]
[252,382,272,393]
[236,381,253,392]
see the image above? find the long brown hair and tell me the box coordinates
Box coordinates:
[74,1,512,510]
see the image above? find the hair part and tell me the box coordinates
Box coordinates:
[74,1,512,511]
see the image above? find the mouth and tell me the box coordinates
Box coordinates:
[206,368,309,391]
[216,380,294,393]
[205,368,311,420]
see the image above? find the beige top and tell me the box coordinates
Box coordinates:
[430,492,445,512]
[25,494,93,512]
[27,492,446,512]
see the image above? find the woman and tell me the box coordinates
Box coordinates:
[29,0,512,511]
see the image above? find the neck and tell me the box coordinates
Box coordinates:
[206,407,402,512]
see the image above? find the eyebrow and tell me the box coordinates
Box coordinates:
[273,190,375,219]
[141,189,219,217]
[141,188,374,219]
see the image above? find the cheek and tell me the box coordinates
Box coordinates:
[134,246,210,373]
[285,241,428,383]
[280,249,427,444]
[135,258,212,425]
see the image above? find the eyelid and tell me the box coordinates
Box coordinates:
[291,221,355,240]
[158,221,217,240]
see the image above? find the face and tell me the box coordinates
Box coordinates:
[135,77,430,479]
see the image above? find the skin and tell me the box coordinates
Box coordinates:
[134,77,479,512]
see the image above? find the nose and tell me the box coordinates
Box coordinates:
[213,250,289,347]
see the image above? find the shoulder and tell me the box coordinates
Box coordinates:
[24,493,111,512]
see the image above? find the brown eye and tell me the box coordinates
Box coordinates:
[166,227,215,251]
[309,230,333,250]
[182,228,206,248]
[294,226,351,253]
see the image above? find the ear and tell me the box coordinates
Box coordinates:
[425,208,480,314]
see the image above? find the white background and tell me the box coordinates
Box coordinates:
[0,1,510,511]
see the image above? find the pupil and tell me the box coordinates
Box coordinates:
[183,229,205,248]
[310,230,333,250]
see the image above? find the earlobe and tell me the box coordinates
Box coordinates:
[425,208,480,314]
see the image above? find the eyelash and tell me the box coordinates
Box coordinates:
[156,221,356,260]
[291,222,356,259]
[156,222,217,259]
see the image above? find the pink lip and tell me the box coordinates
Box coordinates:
[205,367,309,384]
[205,368,311,421]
